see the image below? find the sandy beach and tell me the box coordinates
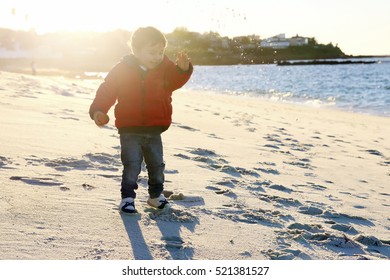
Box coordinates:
[0,70,389,260]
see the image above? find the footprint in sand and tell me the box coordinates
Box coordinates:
[10,176,63,186]
[293,182,327,191]
[288,141,314,153]
[378,159,390,166]
[173,153,191,160]
[25,153,121,172]
[246,180,268,192]
[206,186,236,197]
[311,135,322,140]
[174,123,200,132]
[354,235,384,246]
[207,202,289,228]
[213,178,239,188]
[43,157,91,171]
[84,153,121,170]
[255,167,280,175]
[60,116,80,121]
[188,147,218,157]
[330,223,359,235]
[235,167,259,177]
[146,207,198,223]
[364,149,384,157]
[207,133,223,139]
[287,222,324,232]
[283,158,314,170]
[298,206,324,215]
[210,164,241,177]
[264,134,283,145]
[263,144,280,150]
[268,184,293,193]
[153,236,194,260]
[185,147,257,178]
[82,183,96,191]
[161,236,185,249]
[0,156,16,169]
[282,224,361,249]
[255,162,280,175]
[262,249,296,260]
[321,209,375,226]
[255,193,302,207]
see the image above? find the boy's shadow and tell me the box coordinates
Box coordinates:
[120,208,198,260]
[120,214,153,260]
[155,216,197,260]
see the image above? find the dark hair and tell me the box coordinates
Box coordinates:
[130,26,167,52]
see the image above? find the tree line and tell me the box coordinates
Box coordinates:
[0,27,345,71]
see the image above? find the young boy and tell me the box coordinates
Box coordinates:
[89,27,193,214]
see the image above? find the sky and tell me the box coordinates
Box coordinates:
[1,0,389,56]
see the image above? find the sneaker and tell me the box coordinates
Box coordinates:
[147,194,170,210]
[119,197,137,214]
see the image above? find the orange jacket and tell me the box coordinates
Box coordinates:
[89,55,193,134]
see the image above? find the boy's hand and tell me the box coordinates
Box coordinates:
[176,51,190,71]
[93,111,109,126]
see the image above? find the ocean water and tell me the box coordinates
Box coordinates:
[184,57,390,117]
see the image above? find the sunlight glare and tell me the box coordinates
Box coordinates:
[1,0,171,34]
[1,0,389,55]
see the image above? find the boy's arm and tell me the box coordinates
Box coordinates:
[92,111,110,127]
[89,66,120,122]
[176,51,191,72]
[165,53,193,92]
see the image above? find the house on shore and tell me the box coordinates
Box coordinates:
[290,35,309,46]
[260,34,309,49]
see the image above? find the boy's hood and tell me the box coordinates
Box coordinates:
[121,54,138,67]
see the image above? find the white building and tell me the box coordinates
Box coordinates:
[290,35,309,46]
[260,34,290,49]
[260,33,309,49]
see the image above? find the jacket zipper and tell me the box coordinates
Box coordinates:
[141,78,146,125]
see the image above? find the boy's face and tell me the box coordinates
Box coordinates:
[135,42,165,70]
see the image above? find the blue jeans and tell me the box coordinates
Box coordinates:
[120,133,165,199]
